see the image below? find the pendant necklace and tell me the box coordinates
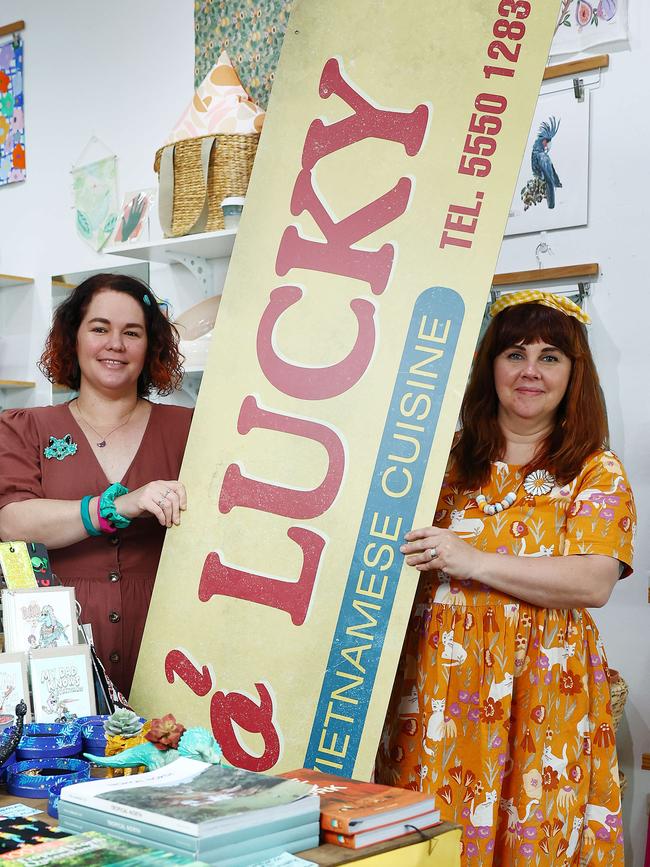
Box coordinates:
[74,400,139,448]
[476,469,556,515]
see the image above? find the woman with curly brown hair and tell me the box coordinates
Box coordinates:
[0,273,192,696]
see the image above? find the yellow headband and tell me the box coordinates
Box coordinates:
[489,290,590,325]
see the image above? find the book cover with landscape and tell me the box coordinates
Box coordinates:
[61,758,318,837]
[280,768,439,834]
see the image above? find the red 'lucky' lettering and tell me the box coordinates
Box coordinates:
[275,58,429,295]
[198,527,325,625]
[302,57,429,169]
[164,650,213,697]
[219,395,345,518]
[257,285,376,400]
[210,683,280,771]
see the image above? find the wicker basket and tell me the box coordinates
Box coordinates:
[154,133,259,237]
[609,669,629,733]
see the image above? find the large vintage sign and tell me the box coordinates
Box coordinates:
[132,0,560,779]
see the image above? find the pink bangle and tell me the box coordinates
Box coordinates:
[97,496,117,534]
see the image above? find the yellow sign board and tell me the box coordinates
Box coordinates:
[132,0,559,779]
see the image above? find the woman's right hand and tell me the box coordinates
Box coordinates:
[114,480,187,528]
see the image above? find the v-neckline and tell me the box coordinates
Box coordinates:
[65,400,155,487]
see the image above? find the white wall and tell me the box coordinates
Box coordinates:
[0,0,648,861]
[0,0,196,407]
[496,4,650,863]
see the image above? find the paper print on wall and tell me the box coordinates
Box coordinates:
[110,189,154,245]
[0,653,30,730]
[29,645,96,723]
[195,0,293,109]
[506,86,589,236]
[551,0,628,56]
[71,156,119,251]
[0,36,25,185]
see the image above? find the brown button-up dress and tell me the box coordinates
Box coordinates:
[0,402,193,696]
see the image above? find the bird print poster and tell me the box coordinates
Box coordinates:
[505,85,590,237]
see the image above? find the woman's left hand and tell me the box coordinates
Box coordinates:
[400,527,482,580]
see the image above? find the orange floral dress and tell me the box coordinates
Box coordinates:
[376,450,635,867]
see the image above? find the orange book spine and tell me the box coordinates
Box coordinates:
[322,830,360,849]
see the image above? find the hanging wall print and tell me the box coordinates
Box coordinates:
[551,0,629,56]
[71,155,119,252]
[0,35,25,185]
[506,85,590,237]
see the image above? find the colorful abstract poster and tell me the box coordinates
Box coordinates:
[506,85,590,236]
[551,0,628,56]
[71,156,119,251]
[134,0,560,779]
[0,37,25,185]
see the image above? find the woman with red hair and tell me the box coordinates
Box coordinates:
[377,292,635,866]
[0,273,192,696]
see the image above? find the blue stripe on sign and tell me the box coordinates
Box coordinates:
[304,285,464,775]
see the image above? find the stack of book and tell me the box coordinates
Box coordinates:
[280,768,440,849]
[58,758,320,866]
[0,829,211,865]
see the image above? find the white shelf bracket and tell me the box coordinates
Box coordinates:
[165,252,217,297]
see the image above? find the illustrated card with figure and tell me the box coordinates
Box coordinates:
[0,652,31,729]
[1,586,77,654]
[29,644,95,723]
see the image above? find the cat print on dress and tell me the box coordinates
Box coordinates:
[519,541,555,557]
[469,790,498,828]
[422,698,446,751]
[397,684,419,717]
[449,508,484,539]
[488,672,514,702]
[440,631,468,666]
[543,743,569,780]
[539,638,576,671]
[566,816,583,858]
[432,575,466,606]
[576,713,591,738]
[499,797,539,831]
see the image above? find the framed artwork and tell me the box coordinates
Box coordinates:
[505,85,590,237]
[29,645,96,723]
[0,652,30,729]
[109,188,155,245]
[0,35,26,186]
[551,0,629,57]
[1,586,77,654]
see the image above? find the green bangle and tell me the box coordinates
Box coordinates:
[80,496,101,537]
[99,483,131,529]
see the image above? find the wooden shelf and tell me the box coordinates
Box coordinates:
[642,753,650,771]
[0,273,33,289]
[543,54,609,82]
[0,380,35,389]
[104,228,237,264]
[493,263,599,287]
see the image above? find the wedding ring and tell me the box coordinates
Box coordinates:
[157,498,165,506]
[164,489,171,498]
[428,547,437,560]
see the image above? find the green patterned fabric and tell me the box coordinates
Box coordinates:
[194,0,294,109]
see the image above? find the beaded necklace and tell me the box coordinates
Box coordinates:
[476,468,556,515]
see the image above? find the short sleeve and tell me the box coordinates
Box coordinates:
[0,409,43,510]
[563,451,636,578]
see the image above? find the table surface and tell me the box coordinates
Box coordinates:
[0,785,459,865]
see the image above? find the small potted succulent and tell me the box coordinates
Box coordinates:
[103,709,149,777]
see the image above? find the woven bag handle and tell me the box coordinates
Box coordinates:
[158,135,217,237]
